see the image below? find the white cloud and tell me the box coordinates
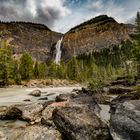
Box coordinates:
[86,0,103,10]
[0,0,140,33]
[0,0,71,29]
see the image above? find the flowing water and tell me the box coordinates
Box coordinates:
[55,37,63,64]
[0,87,81,106]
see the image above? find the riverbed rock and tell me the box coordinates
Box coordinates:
[110,93,140,114]
[18,125,62,140]
[0,107,22,120]
[55,93,77,102]
[18,103,44,123]
[92,93,111,105]
[0,103,44,123]
[29,90,41,97]
[38,97,48,101]
[24,99,31,102]
[41,101,68,127]
[0,124,62,140]
[110,100,140,140]
[108,86,133,95]
[53,106,110,140]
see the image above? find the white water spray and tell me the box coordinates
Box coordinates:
[55,37,63,64]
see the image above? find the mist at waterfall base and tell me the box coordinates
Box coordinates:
[55,37,63,64]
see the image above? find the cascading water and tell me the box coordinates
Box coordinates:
[55,37,63,64]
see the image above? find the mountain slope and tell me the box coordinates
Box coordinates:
[61,15,131,60]
[0,22,62,61]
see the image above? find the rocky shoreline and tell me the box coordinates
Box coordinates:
[6,79,81,89]
[0,77,140,140]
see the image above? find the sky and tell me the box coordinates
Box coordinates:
[0,0,140,33]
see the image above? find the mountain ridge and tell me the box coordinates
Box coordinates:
[0,15,135,62]
[61,15,132,60]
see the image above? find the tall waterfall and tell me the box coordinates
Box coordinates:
[55,37,63,64]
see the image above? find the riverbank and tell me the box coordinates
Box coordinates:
[4,79,82,89]
[0,76,140,140]
[0,86,82,106]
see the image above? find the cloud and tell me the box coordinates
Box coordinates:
[0,0,71,29]
[84,0,140,24]
[86,0,103,10]
[0,0,140,33]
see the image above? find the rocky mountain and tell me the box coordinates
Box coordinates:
[61,15,132,60]
[0,22,62,61]
[0,15,135,62]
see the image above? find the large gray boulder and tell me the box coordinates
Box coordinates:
[53,106,110,140]
[110,100,140,140]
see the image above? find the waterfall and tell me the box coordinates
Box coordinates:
[55,37,63,64]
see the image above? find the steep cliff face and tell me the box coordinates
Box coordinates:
[0,22,62,61]
[62,15,130,60]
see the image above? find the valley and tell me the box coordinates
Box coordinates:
[0,13,140,140]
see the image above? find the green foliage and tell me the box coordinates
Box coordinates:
[0,43,13,85]
[34,61,39,79]
[38,62,48,79]
[132,11,140,79]
[48,60,57,78]
[66,57,80,80]
[19,52,33,80]
[13,60,21,84]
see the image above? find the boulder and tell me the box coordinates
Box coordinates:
[52,106,110,140]
[41,106,56,127]
[92,93,111,105]
[0,124,62,140]
[41,101,68,127]
[0,103,44,123]
[110,100,140,140]
[108,86,133,95]
[69,93,101,114]
[18,125,62,140]
[24,99,31,102]
[0,107,22,120]
[111,79,136,86]
[110,93,140,114]
[29,90,41,97]
[55,93,77,102]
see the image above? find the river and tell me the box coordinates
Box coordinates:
[0,86,81,106]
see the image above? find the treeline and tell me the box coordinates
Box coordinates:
[0,12,140,87]
[0,40,133,86]
[0,21,51,31]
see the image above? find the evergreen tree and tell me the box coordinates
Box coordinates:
[0,44,12,85]
[56,63,66,79]
[67,57,80,80]
[13,60,21,84]
[48,61,57,78]
[133,11,140,79]
[38,63,48,79]
[34,61,39,79]
[19,52,33,80]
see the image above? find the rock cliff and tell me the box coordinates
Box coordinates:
[0,22,62,61]
[62,15,131,60]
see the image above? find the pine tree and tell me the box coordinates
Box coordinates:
[0,43,12,85]
[13,60,21,84]
[133,11,140,79]
[38,63,48,79]
[19,52,33,80]
[48,61,57,78]
[67,57,80,80]
[34,61,39,79]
